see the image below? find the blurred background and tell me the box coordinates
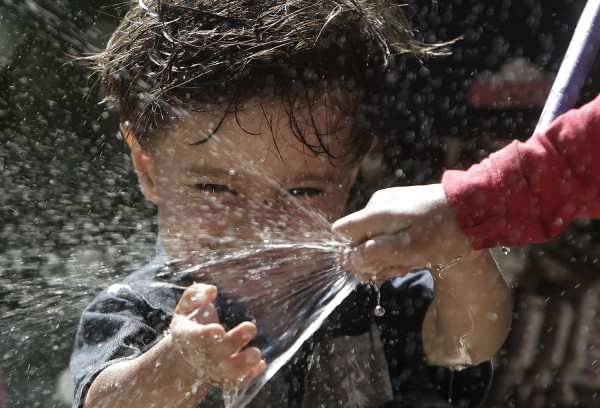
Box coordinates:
[1,0,600,406]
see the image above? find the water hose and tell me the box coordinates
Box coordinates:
[536,0,600,132]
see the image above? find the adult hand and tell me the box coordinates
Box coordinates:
[333,184,474,281]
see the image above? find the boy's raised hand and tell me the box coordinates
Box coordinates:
[170,283,266,390]
[332,184,474,280]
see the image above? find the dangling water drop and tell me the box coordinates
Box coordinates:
[371,280,385,317]
[501,246,511,255]
[447,368,455,403]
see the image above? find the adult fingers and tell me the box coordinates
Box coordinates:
[353,264,411,284]
[368,265,412,285]
[352,233,427,272]
[352,232,474,275]
[331,208,374,243]
[332,207,410,244]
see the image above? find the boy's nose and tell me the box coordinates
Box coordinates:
[228,198,291,239]
[235,215,289,242]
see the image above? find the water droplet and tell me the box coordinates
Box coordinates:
[371,280,385,316]
[501,246,511,254]
[447,368,455,403]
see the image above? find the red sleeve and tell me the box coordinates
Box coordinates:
[442,93,600,250]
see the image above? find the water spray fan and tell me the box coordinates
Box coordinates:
[188,229,362,407]
[220,243,360,407]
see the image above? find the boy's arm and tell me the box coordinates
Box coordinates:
[421,250,511,368]
[85,333,211,408]
[83,284,265,408]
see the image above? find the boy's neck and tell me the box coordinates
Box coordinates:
[154,236,170,264]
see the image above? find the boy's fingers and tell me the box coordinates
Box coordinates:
[216,322,258,358]
[175,283,218,317]
[188,303,219,325]
[172,317,226,347]
[222,348,264,384]
[247,360,267,380]
[226,347,262,372]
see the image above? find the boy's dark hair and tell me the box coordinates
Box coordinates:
[88,0,445,160]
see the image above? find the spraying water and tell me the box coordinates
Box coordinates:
[167,241,361,407]
[3,1,599,407]
[129,186,365,406]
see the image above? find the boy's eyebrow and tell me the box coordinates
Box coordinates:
[289,170,340,184]
[186,166,341,183]
[185,166,236,179]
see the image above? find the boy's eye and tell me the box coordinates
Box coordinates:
[195,183,238,195]
[287,187,324,197]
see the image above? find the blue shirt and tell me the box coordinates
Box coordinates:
[70,247,491,408]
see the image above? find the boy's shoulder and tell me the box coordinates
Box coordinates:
[121,241,171,284]
[81,250,183,320]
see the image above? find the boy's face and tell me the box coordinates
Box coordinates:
[133,98,363,263]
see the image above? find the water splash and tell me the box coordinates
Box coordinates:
[160,239,361,407]
[226,244,359,408]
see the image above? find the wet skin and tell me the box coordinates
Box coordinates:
[135,100,361,262]
[121,97,364,398]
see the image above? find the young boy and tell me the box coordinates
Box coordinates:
[71,1,512,407]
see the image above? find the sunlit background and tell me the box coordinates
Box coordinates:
[1,0,600,407]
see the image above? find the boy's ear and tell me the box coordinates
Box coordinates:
[124,130,159,204]
[357,136,384,183]
[369,136,379,153]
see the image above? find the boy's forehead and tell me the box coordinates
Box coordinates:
[181,91,352,128]
[158,96,356,161]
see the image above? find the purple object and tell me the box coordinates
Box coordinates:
[536,0,600,132]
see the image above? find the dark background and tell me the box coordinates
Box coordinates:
[1,0,599,406]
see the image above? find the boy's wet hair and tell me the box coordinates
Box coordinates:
[88,0,445,160]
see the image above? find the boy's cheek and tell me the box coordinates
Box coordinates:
[157,189,350,259]
[159,210,325,259]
